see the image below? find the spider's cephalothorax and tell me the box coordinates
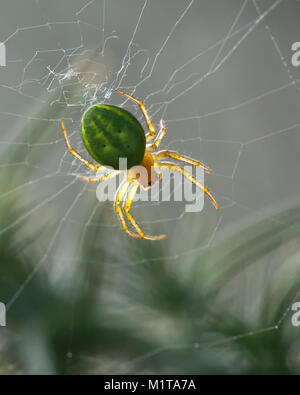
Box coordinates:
[61,89,219,241]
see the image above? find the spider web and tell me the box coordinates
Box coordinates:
[1,0,300,373]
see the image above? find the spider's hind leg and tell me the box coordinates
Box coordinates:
[116,89,156,142]
[148,120,167,150]
[61,120,101,171]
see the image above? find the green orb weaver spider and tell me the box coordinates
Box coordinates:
[61,89,219,240]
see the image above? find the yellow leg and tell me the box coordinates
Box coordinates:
[61,120,101,171]
[114,181,140,239]
[123,181,166,241]
[148,120,167,150]
[116,89,156,142]
[79,170,120,182]
[154,161,219,210]
[153,150,212,173]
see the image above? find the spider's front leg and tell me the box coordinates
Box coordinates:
[154,161,219,210]
[79,170,120,182]
[114,180,140,239]
[123,180,166,241]
[152,150,212,173]
[114,179,165,241]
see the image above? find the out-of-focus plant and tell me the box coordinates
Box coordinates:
[0,54,299,374]
[1,149,300,374]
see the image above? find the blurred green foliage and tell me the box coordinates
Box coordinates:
[0,69,299,374]
[0,121,299,375]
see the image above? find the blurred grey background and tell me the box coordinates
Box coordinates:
[0,0,300,374]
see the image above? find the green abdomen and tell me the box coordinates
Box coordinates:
[81,104,146,170]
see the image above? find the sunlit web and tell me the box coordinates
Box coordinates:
[0,0,300,372]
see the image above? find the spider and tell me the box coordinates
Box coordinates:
[61,89,219,240]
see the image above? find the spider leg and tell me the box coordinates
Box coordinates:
[152,150,212,173]
[114,180,140,239]
[116,89,156,142]
[154,161,219,210]
[79,170,120,182]
[61,120,101,171]
[123,180,166,241]
[148,120,167,150]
